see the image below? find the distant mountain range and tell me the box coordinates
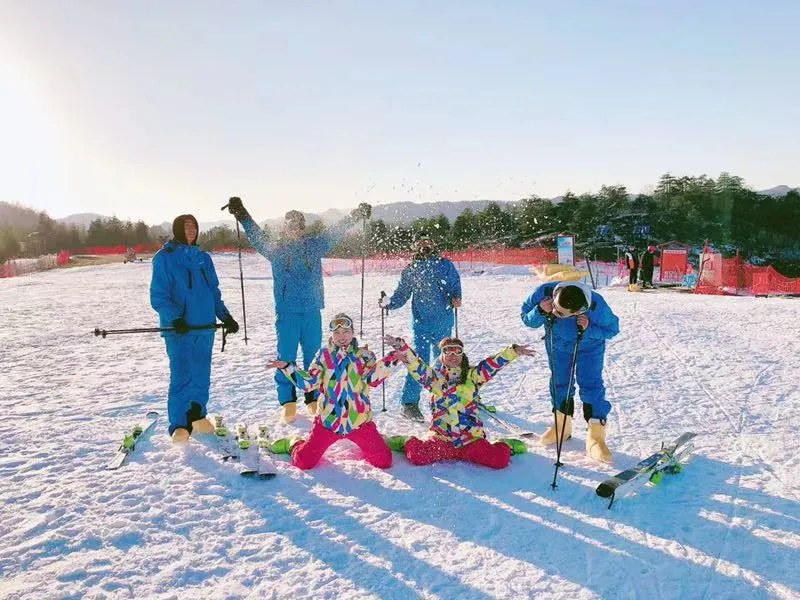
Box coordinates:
[2,185,796,232]
[53,199,519,232]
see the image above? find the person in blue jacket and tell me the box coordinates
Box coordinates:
[520,281,619,461]
[226,196,371,423]
[150,214,239,443]
[380,236,462,421]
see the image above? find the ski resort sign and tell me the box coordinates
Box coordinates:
[557,233,575,266]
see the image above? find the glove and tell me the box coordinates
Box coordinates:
[172,318,190,335]
[351,202,372,221]
[227,196,250,221]
[222,316,239,334]
[379,295,391,309]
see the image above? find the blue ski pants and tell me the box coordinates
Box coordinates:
[275,310,322,405]
[547,342,611,420]
[164,334,215,435]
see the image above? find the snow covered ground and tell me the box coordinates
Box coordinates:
[2,253,799,599]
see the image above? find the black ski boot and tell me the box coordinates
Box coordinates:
[401,403,425,423]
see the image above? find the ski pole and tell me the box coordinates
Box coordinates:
[585,254,596,289]
[454,306,459,338]
[234,219,249,344]
[476,401,537,438]
[360,216,368,337]
[380,290,387,412]
[93,324,223,337]
[551,326,583,490]
[93,323,230,351]
[220,201,249,344]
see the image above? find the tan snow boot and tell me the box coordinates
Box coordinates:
[191,418,215,434]
[539,411,573,446]
[586,418,612,462]
[282,402,297,424]
[172,428,190,444]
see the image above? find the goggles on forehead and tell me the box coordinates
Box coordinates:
[329,316,354,331]
[441,345,463,356]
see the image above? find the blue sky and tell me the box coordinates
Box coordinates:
[1,1,798,224]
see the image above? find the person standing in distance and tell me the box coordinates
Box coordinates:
[640,245,657,288]
[380,236,462,422]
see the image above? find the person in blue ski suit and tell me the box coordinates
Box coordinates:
[520,281,619,462]
[150,214,239,442]
[380,237,462,421]
[226,196,372,423]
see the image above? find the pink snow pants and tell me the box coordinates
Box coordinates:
[291,418,393,470]
[404,437,511,469]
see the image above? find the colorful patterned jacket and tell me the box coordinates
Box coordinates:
[400,343,519,447]
[280,338,397,435]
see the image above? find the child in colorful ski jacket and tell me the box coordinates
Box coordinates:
[383,335,535,469]
[266,313,396,470]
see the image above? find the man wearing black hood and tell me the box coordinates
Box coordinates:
[640,245,657,288]
[150,214,239,442]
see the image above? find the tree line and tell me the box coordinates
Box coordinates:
[0,210,257,262]
[331,173,800,274]
[2,172,799,273]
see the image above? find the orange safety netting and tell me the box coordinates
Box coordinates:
[78,244,162,255]
[696,247,800,296]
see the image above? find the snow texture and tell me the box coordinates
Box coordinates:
[2,254,799,599]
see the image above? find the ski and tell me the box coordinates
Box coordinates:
[235,424,259,477]
[212,414,240,461]
[477,403,537,438]
[255,424,278,479]
[106,411,159,470]
[596,432,696,508]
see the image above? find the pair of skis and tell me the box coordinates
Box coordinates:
[595,432,696,508]
[212,415,277,479]
[478,407,697,507]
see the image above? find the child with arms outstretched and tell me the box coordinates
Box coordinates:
[384,335,535,469]
[267,313,397,470]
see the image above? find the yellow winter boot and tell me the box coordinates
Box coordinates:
[191,418,215,434]
[282,402,297,424]
[171,428,190,444]
[539,411,572,446]
[586,419,612,462]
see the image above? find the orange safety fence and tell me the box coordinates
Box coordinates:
[696,246,800,296]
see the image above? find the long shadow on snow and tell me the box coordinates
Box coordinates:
[184,449,494,600]
[308,444,799,599]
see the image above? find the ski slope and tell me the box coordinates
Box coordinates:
[2,254,799,599]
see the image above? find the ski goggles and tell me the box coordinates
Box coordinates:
[328,316,354,331]
[552,305,587,319]
[441,344,464,356]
